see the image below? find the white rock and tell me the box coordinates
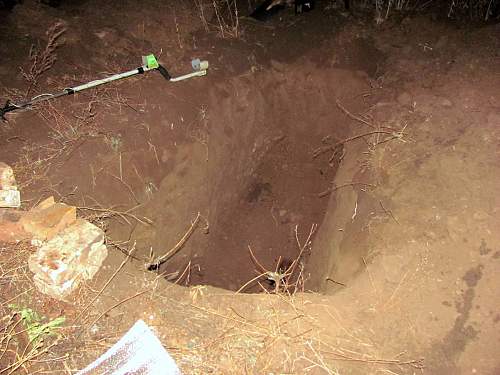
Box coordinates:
[28,219,108,300]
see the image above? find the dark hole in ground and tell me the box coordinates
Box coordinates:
[114,62,373,293]
[202,133,339,292]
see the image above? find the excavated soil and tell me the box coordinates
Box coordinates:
[1,1,500,374]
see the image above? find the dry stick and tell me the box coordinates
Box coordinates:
[336,100,375,129]
[0,318,23,362]
[325,277,346,287]
[320,350,424,369]
[285,224,317,294]
[318,182,375,198]
[362,256,377,296]
[77,205,152,226]
[107,172,140,204]
[240,246,286,293]
[0,288,35,307]
[248,245,267,274]
[119,152,123,181]
[3,322,61,374]
[312,130,397,159]
[213,0,225,38]
[87,290,149,330]
[107,240,145,262]
[1,339,60,375]
[485,0,494,21]
[305,341,338,375]
[174,261,192,286]
[74,245,135,324]
[379,200,400,225]
[189,304,268,335]
[146,212,201,269]
[235,272,268,294]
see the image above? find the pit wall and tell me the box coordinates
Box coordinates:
[305,140,373,293]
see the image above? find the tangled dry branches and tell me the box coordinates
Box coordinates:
[238,224,317,294]
[20,22,66,97]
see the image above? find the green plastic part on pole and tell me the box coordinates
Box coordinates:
[144,54,159,69]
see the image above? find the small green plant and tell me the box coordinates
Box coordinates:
[8,304,65,346]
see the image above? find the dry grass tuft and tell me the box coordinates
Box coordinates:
[351,0,499,22]
[194,0,240,38]
[20,22,66,98]
[143,288,425,374]
[446,0,499,20]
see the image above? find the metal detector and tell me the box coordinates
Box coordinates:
[0,54,209,121]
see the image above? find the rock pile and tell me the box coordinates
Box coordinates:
[24,197,108,300]
[0,163,108,300]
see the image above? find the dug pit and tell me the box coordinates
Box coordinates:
[108,61,375,293]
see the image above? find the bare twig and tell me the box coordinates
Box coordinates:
[336,100,376,129]
[236,271,269,294]
[239,224,317,294]
[325,278,346,287]
[284,224,317,293]
[21,22,66,97]
[146,212,201,269]
[379,200,400,225]
[321,349,424,369]
[74,244,136,324]
[318,182,375,198]
[248,245,268,274]
[87,290,149,330]
[77,204,152,226]
[313,130,399,160]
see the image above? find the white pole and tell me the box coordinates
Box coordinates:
[71,66,155,93]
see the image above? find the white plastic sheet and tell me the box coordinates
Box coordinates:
[77,320,181,375]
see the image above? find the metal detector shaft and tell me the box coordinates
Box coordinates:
[1,64,157,117]
[1,54,208,121]
[69,65,157,94]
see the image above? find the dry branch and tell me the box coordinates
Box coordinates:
[238,224,317,294]
[336,100,376,129]
[74,244,136,326]
[21,22,66,97]
[77,204,153,227]
[146,212,201,270]
[318,182,375,198]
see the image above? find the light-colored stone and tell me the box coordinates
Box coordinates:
[28,218,108,300]
[0,190,21,208]
[0,209,30,243]
[20,198,76,240]
[0,163,20,209]
[0,163,17,190]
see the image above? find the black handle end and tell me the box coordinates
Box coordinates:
[157,65,171,81]
[1,101,17,122]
